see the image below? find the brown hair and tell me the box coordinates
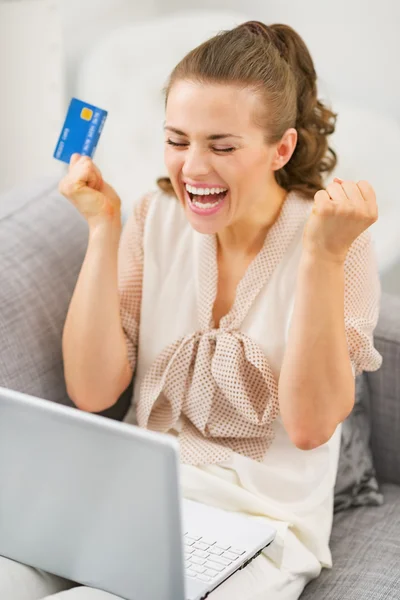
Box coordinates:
[157,20,337,200]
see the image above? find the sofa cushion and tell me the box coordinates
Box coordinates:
[368,292,400,485]
[0,176,132,420]
[334,373,383,512]
[301,483,400,599]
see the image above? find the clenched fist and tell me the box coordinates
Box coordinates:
[303,178,378,263]
[58,154,121,225]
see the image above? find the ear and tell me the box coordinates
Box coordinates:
[271,128,298,171]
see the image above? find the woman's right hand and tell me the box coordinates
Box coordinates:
[58,153,121,225]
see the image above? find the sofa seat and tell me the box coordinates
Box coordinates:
[301,483,400,599]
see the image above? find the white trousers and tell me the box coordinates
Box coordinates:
[0,529,322,600]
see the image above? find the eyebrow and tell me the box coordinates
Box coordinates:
[163,125,243,140]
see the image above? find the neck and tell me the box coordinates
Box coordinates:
[217,183,287,258]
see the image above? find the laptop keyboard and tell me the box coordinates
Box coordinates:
[184,532,246,584]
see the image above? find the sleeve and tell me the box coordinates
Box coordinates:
[344,229,383,377]
[117,194,152,372]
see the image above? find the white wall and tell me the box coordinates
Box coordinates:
[0,0,65,193]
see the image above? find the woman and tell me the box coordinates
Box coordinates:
[0,20,382,600]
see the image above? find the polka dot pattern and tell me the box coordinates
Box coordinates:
[118,194,151,368]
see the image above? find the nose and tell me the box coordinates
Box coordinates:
[181,146,211,179]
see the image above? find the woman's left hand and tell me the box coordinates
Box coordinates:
[302,178,378,263]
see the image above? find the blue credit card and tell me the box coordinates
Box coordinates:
[53,97,108,164]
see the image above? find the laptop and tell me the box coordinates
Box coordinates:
[0,387,275,600]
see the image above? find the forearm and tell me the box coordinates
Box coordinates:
[63,218,132,412]
[278,250,354,450]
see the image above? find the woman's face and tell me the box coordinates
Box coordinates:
[164,80,296,235]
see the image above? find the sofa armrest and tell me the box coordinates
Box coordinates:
[0,177,131,421]
[367,292,400,485]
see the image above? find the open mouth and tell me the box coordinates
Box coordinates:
[185,186,229,215]
[187,189,228,207]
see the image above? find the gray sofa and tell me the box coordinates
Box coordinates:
[0,177,399,599]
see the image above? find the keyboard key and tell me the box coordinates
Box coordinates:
[190,556,206,566]
[185,537,197,546]
[199,538,216,546]
[187,569,197,578]
[205,560,225,573]
[186,534,202,541]
[208,555,231,567]
[205,568,219,578]
[231,548,246,555]
[185,548,194,556]
[197,574,211,582]
[194,541,210,552]
[223,551,240,561]
[193,549,209,559]
[215,543,230,551]
[209,547,223,556]
[191,564,206,574]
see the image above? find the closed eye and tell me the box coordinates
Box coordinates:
[166,139,235,153]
